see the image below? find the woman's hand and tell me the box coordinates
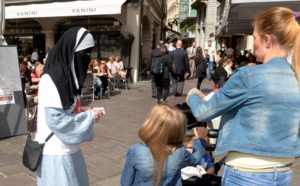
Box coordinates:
[92,107,101,122]
[186,88,206,105]
[193,127,208,140]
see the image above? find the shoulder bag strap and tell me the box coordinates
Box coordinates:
[27,112,54,143]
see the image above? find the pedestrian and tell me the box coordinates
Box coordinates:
[212,60,228,89]
[186,7,300,185]
[35,27,103,186]
[149,45,172,104]
[206,40,215,80]
[186,41,196,79]
[31,47,39,63]
[147,42,165,98]
[168,42,176,52]
[120,104,208,186]
[169,40,189,97]
[194,47,206,90]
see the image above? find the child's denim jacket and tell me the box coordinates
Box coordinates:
[120,138,206,186]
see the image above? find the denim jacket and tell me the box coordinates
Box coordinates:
[120,138,206,186]
[188,57,300,158]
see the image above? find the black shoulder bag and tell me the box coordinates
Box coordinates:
[22,118,54,172]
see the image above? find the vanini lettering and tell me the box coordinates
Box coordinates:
[17,11,38,16]
[72,8,96,13]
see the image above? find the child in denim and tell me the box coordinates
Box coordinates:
[182,137,215,186]
[120,105,208,186]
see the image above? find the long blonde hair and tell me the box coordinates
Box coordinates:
[253,7,300,83]
[139,105,187,186]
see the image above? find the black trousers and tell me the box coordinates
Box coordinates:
[155,77,170,101]
[100,77,109,94]
[172,74,185,94]
[197,76,204,90]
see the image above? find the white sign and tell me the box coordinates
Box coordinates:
[5,0,126,19]
[231,0,299,4]
[0,46,21,105]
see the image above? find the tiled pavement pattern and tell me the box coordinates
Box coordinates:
[0,78,299,186]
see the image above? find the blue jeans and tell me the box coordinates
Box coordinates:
[207,61,214,80]
[222,165,292,186]
[93,77,102,96]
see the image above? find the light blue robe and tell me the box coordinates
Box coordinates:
[37,107,94,186]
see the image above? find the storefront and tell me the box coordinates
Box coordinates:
[4,0,126,63]
[216,0,300,53]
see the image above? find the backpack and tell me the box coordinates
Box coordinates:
[150,57,164,75]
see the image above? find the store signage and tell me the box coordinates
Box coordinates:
[231,0,299,4]
[5,0,126,19]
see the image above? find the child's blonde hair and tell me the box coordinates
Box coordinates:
[139,105,187,186]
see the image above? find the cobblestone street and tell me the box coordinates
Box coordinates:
[0,79,299,186]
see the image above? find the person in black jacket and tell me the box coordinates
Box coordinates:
[194,47,206,90]
[146,42,165,98]
[169,40,189,97]
[148,45,172,104]
[212,61,228,89]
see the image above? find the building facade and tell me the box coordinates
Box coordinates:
[191,0,300,57]
[4,0,167,82]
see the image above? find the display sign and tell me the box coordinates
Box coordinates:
[0,46,22,105]
[5,0,126,19]
[0,46,27,138]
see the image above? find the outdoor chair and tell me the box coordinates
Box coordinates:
[81,72,94,101]
[118,67,132,90]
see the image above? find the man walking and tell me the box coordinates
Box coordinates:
[147,41,164,98]
[186,41,196,79]
[169,40,189,97]
[206,40,215,80]
[148,45,172,104]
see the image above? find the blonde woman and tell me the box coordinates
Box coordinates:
[116,55,124,71]
[187,7,300,185]
[31,64,44,95]
[120,105,207,186]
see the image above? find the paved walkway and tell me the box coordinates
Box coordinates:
[0,79,299,186]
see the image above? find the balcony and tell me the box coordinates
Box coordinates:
[180,30,195,40]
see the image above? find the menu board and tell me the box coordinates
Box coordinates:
[0,46,21,105]
[0,46,27,138]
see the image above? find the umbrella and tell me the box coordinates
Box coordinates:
[0,0,7,45]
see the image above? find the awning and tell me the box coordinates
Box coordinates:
[217,1,300,35]
[5,0,126,19]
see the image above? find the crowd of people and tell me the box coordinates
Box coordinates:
[147,28,268,105]
[131,7,300,186]
[87,55,126,99]
[17,7,300,186]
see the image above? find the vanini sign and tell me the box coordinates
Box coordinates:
[5,0,126,19]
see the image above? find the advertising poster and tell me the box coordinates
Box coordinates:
[0,46,22,105]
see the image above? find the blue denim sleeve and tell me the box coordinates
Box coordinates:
[120,148,135,186]
[182,138,206,167]
[204,154,215,171]
[188,68,250,121]
[44,107,94,144]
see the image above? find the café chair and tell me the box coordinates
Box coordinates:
[81,72,94,101]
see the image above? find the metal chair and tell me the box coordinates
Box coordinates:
[118,67,132,90]
[81,72,94,101]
